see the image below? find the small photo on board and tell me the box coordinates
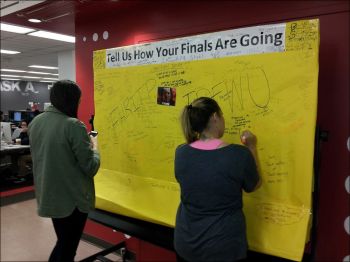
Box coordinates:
[157,87,176,106]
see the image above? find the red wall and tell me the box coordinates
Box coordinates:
[76,1,349,261]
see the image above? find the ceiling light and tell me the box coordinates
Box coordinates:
[29,65,58,70]
[1,74,21,77]
[1,78,21,81]
[0,22,35,34]
[20,76,41,79]
[42,77,59,80]
[1,69,26,73]
[27,71,52,75]
[28,30,75,43]
[28,19,42,23]
[40,80,55,83]
[1,49,21,54]
[50,73,59,76]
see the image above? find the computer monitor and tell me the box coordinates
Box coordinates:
[8,110,22,122]
[13,111,22,122]
[8,110,41,123]
[1,122,12,143]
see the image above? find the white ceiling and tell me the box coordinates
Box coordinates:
[1,30,74,70]
[0,1,75,80]
[0,1,46,17]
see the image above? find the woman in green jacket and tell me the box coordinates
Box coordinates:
[28,80,100,262]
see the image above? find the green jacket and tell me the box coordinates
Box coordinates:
[28,106,100,218]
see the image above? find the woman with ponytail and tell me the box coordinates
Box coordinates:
[174,97,261,262]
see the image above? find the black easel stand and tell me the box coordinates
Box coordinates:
[310,126,328,262]
[80,241,126,262]
[79,209,174,262]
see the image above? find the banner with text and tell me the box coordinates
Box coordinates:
[104,23,285,68]
[93,19,319,261]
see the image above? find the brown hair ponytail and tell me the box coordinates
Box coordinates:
[180,97,222,143]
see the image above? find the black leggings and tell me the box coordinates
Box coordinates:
[49,208,88,262]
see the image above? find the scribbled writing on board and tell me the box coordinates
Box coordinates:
[182,67,270,111]
[257,203,309,225]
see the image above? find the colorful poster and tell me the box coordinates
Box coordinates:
[93,19,319,261]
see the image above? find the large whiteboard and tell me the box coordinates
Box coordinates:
[93,19,319,261]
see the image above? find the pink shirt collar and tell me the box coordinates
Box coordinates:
[190,139,224,150]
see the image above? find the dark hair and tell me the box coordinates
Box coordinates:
[50,80,81,118]
[180,97,222,143]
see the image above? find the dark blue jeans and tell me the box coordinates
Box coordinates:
[49,208,88,262]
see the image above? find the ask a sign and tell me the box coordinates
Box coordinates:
[1,80,42,96]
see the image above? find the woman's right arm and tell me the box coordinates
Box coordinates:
[68,119,100,177]
[241,130,262,191]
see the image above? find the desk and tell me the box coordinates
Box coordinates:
[0,144,30,156]
[1,144,31,186]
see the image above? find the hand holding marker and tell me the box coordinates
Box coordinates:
[240,130,257,148]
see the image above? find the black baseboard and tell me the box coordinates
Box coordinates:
[0,190,35,206]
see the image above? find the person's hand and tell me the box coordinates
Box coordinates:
[90,135,98,150]
[241,130,261,190]
[240,130,257,148]
[21,127,28,133]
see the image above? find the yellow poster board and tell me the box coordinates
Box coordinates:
[93,19,319,261]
